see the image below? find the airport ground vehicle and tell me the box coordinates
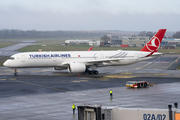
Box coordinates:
[126,81,150,88]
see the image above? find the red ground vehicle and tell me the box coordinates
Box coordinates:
[126,81,150,88]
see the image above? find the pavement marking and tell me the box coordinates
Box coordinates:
[93,77,110,81]
[3,73,11,75]
[121,70,129,71]
[72,80,81,82]
[0,56,6,60]
[84,77,110,81]
[32,71,44,72]
[48,74,70,76]
[16,80,67,91]
[0,79,7,80]
[83,74,137,80]
[100,78,111,81]
[105,75,137,78]
[80,80,88,82]
[135,58,159,69]
[4,70,13,71]
[0,56,4,59]
[82,77,92,79]
[140,58,159,69]
[166,57,180,70]
[72,80,89,82]
[135,68,142,69]
[4,70,22,72]
[154,73,169,75]
[9,78,17,80]
[121,73,132,75]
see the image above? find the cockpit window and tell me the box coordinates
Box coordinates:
[9,57,15,60]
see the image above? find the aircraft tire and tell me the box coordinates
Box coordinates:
[93,71,98,74]
[14,72,18,76]
[89,71,93,74]
[137,83,140,88]
[144,83,147,87]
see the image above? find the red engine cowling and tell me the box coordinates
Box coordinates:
[68,63,86,73]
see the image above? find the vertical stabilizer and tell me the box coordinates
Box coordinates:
[140,29,166,52]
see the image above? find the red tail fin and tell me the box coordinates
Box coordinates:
[140,29,166,52]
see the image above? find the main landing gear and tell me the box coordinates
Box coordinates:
[86,69,99,75]
[13,68,18,76]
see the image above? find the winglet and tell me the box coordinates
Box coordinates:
[140,29,166,52]
[88,46,93,51]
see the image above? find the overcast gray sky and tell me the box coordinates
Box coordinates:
[0,0,180,31]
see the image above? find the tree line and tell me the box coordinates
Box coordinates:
[139,31,180,38]
[0,29,111,39]
[0,29,180,39]
[138,31,155,38]
[172,31,180,38]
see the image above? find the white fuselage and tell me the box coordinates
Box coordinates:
[3,50,158,69]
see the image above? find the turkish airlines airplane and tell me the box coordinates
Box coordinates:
[3,29,166,76]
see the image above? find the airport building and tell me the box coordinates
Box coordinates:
[89,40,100,46]
[65,40,89,44]
[106,34,149,47]
[107,34,122,46]
[65,39,100,46]
[122,36,149,47]
[162,39,180,47]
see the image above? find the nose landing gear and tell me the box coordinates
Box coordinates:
[14,69,18,76]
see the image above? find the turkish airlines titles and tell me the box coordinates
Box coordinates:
[29,54,71,59]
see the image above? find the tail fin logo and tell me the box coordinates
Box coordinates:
[146,36,160,52]
[140,29,166,52]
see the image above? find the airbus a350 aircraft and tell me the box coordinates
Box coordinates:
[3,29,166,76]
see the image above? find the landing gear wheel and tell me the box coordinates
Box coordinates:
[93,71,98,74]
[144,83,147,87]
[14,72,18,76]
[14,69,18,76]
[86,68,99,75]
[137,83,140,88]
[89,71,93,74]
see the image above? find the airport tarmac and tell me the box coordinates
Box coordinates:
[0,42,34,56]
[0,54,180,120]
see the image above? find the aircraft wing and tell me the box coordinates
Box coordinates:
[61,57,139,65]
[86,57,139,63]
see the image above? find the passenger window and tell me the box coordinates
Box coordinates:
[9,57,15,60]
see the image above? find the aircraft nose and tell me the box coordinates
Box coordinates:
[3,61,8,67]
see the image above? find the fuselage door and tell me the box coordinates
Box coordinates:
[21,55,25,62]
[53,56,57,62]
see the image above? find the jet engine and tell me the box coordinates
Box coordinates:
[68,63,86,73]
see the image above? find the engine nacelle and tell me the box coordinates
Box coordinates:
[68,63,86,73]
